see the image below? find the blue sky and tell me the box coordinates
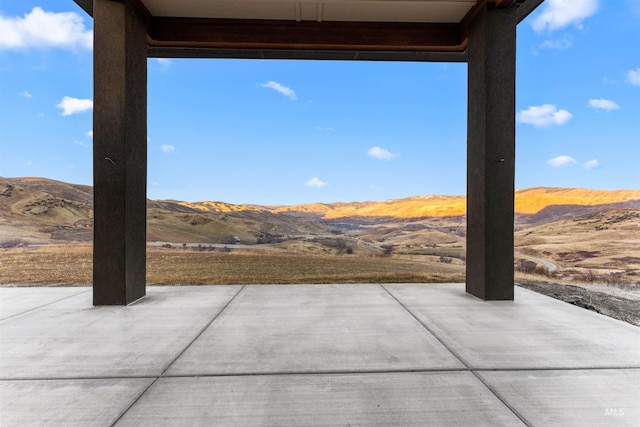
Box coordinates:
[0,0,639,205]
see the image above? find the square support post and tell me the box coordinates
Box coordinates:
[93,0,148,305]
[466,4,516,300]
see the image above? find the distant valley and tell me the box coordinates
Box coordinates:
[1,176,639,246]
[3,176,639,325]
[1,176,640,285]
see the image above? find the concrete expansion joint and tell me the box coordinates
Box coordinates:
[379,284,471,365]
[2,285,637,425]
[0,289,91,322]
[379,284,533,427]
[160,368,472,379]
[109,285,246,426]
[0,375,157,382]
[157,284,246,377]
[473,366,640,372]
[2,366,636,383]
[471,369,533,427]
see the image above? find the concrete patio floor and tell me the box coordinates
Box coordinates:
[1,283,638,426]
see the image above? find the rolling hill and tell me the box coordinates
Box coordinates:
[3,177,639,325]
[1,176,639,247]
[515,209,640,272]
[184,187,640,221]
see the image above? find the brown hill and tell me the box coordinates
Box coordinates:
[515,200,640,227]
[0,177,94,244]
[273,196,468,219]
[515,208,640,273]
[178,200,270,213]
[0,177,331,245]
[514,187,640,215]
[2,176,639,246]
[186,188,640,220]
[269,187,640,220]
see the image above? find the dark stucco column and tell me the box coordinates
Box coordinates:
[466,4,516,300]
[93,0,147,305]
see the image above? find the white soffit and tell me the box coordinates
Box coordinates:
[142,0,478,23]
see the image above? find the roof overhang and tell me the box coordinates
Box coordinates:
[74,0,544,62]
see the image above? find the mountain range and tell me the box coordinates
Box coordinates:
[1,176,640,247]
[181,186,640,221]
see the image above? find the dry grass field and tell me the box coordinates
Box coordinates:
[2,177,639,293]
[0,246,465,286]
[515,209,640,284]
[4,245,638,326]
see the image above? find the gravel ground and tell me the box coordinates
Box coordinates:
[517,282,640,326]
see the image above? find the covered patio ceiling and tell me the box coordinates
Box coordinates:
[74,0,544,61]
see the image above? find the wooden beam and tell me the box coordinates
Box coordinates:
[93,0,148,305]
[148,18,465,52]
[460,0,488,42]
[130,0,153,27]
[148,46,468,62]
[466,3,516,300]
[493,0,517,7]
[73,0,93,16]
[516,0,546,22]
[461,0,521,41]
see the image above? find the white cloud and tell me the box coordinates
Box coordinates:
[36,113,44,119]
[56,96,93,116]
[627,68,640,86]
[73,138,89,148]
[260,81,297,101]
[547,155,577,167]
[540,36,572,50]
[154,58,171,67]
[584,159,599,169]
[367,146,398,160]
[588,98,620,111]
[0,7,92,51]
[26,161,33,166]
[161,145,175,153]
[517,104,572,128]
[19,90,32,98]
[306,177,327,188]
[87,130,93,139]
[532,0,598,33]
